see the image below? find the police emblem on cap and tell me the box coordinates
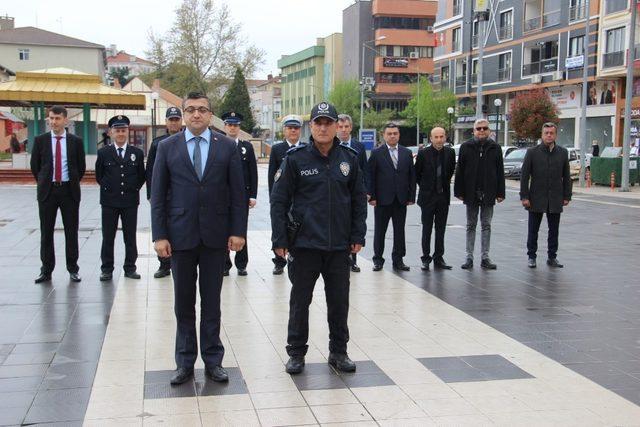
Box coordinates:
[130,153,136,161]
[340,162,350,176]
[118,115,123,120]
[274,169,282,182]
[231,112,236,117]
[319,102,329,111]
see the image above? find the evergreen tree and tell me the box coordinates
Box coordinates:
[219,67,256,133]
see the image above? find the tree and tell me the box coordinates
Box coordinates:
[218,67,256,133]
[510,89,559,144]
[108,67,130,87]
[402,77,456,137]
[139,62,203,97]
[145,29,168,78]
[328,79,361,124]
[363,109,395,141]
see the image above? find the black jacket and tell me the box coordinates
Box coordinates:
[236,139,258,199]
[520,143,572,213]
[30,132,86,202]
[270,137,367,251]
[268,140,305,196]
[342,139,369,189]
[95,144,146,208]
[454,138,505,205]
[146,133,173,200]
[367,144,416,206]
[415,145,456,206]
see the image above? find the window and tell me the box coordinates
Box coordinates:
[472,20,479,48]
[453,0,461,15]
[452,27,461,52]
[568,36,585,57]
[499,10,513,40]
[441,66,450,85]
[604,27,626,67]
[569,0,586,21]
[18,48,30,60]
[605,0,628,15]
[498,53,512,81]
[374,16,435,30]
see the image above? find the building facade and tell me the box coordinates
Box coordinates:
[106,45,156,80]
[342,0,375,81]
[250,74,282,140]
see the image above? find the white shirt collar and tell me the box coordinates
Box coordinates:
[386,143,398,151]
[287,140,299,148]
[115,142,128,155]
[51,130,67,139]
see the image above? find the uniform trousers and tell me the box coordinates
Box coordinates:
[172,245,225,368]
[38,183,79,274]
[100,206,138,274]
[286,248,350,357]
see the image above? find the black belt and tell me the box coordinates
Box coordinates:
[52,181,70,187]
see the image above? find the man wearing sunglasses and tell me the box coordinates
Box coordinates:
[454,118,505,270]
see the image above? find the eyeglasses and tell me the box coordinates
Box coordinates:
[184,107,210,114]
[475,127,489,131]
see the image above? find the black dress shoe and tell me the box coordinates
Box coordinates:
[481,259,497,270]
[124,271,141,279]
[372,264,383,272]
[100,272,113,282]
[433,259,452,270]
[273,266,284,275]
[223,269,230,277]
[547,258,564,268]
[34,273,51,284]
[170,367,194,385]
[154,268,171,278]
[285,356,305,374]
[328,353,356,373]
[528,258,537,268]
[351,264,361,273]
[69,273,82,282]
[421,261,430,271]
[461,259,473,269]
[205,365,229,382]
[237,268,248,276]
[393,263,410,271]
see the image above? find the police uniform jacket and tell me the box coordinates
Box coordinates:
[236,139,258,199]
[95,144,146,208]
[270,137,367,252]
[146,133,171,200]
[268,140,303,195]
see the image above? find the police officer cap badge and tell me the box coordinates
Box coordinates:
[340,162,350,176]
[274,169,282,182]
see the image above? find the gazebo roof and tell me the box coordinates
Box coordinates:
[0,68,146,109]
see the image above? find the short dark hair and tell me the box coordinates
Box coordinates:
[182,92,212,111]
[48,105,68,117]
[542,122,558,132]
[382,123,399,132]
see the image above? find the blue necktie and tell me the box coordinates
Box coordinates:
[192,137,202,180]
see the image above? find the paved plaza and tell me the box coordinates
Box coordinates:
[0,165,639,426]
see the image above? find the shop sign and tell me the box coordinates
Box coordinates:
[383,58,409,68]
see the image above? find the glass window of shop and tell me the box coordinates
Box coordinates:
[586,116,613,152]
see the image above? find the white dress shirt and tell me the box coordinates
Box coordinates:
[51,130,69,182]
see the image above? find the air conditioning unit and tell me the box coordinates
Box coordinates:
[530,74,542,84]
[427,26,434,32]
[409,52,419,59]
[364,77,376,86]
[552,71,564,81]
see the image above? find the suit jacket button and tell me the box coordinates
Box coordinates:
[121,182,124,186]
[121,191,124,195]
[121,174,124,177]
[120,165,124,168]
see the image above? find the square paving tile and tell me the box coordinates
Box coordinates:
[418,355,533,383]
[290,361,394,391]
[144,368,247,398]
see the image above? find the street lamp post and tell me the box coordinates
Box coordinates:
[493,98,502,146]
[151,91,159,140]
[447,106,455,144]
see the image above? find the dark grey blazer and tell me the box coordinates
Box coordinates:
[520,143,572,214]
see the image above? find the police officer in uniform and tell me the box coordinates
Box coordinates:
[221,111,258,276]
[147,107,183,278]
[271,102,367,375]
[268,114,304,275]
[96,115,146,281]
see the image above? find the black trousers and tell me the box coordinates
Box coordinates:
[420,194,449,262]
[373,199,407,266]
[286,248,350,357]
[38,184,79,274]
[527,211,561,260]
[172,245,225,368]
[100,206,138,274]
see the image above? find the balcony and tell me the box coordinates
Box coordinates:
[603,51,625,68]
[498,25,513,41]
[470,73,478,85]
[524,10,561,32]
[455,76,467,89]
[374,82,412,94]
[569,5,587,21]
[497,68,511,82]
[605,0,628,14]
[522,57,558,75]
[524,16,542,32]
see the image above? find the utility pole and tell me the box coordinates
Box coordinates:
[578,0,591,188]
[416,71,421,145]
[621,0,637,192]
[475,4,488,117]
[359,43,366,132]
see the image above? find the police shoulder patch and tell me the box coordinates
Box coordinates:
[274,168,282,182]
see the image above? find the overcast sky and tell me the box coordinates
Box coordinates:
[4,0,356,78]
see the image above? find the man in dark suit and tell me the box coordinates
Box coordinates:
[221,111,258,277]
[415,127,456,271]
[146,107,183,278]
[368,123,416,271]
[337,113,368,273]
[267,114,304,275]
[96,115,146,281]
[30,105,86,283]
[151,92,247,385]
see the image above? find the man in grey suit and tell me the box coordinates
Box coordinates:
[151,92,247,385]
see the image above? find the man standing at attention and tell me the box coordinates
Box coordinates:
[146,107,183,279]
[337,113,368,273]
[221,111,258,277]
[454,118,505,270]
[520,122,572,268]
[268,114,304,275]
[415,127,456,271]
[31,106,85,284]
[151,92,247,385]
[368,123,416,272]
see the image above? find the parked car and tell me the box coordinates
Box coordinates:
[502,145,519,159]
[503,148,527,179]
[407,146,420,159]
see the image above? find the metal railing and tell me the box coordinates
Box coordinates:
[605,0,628,14]
[455,76,467,88]
[498,25,513,40]
[470,73,478,85]
[524,15,542,32]
[497,68,511,82]
[472,35,479,48]
[569,5,587,21]
[603,51,624,68]
[542,10,562,28]
[522,57,558,75]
